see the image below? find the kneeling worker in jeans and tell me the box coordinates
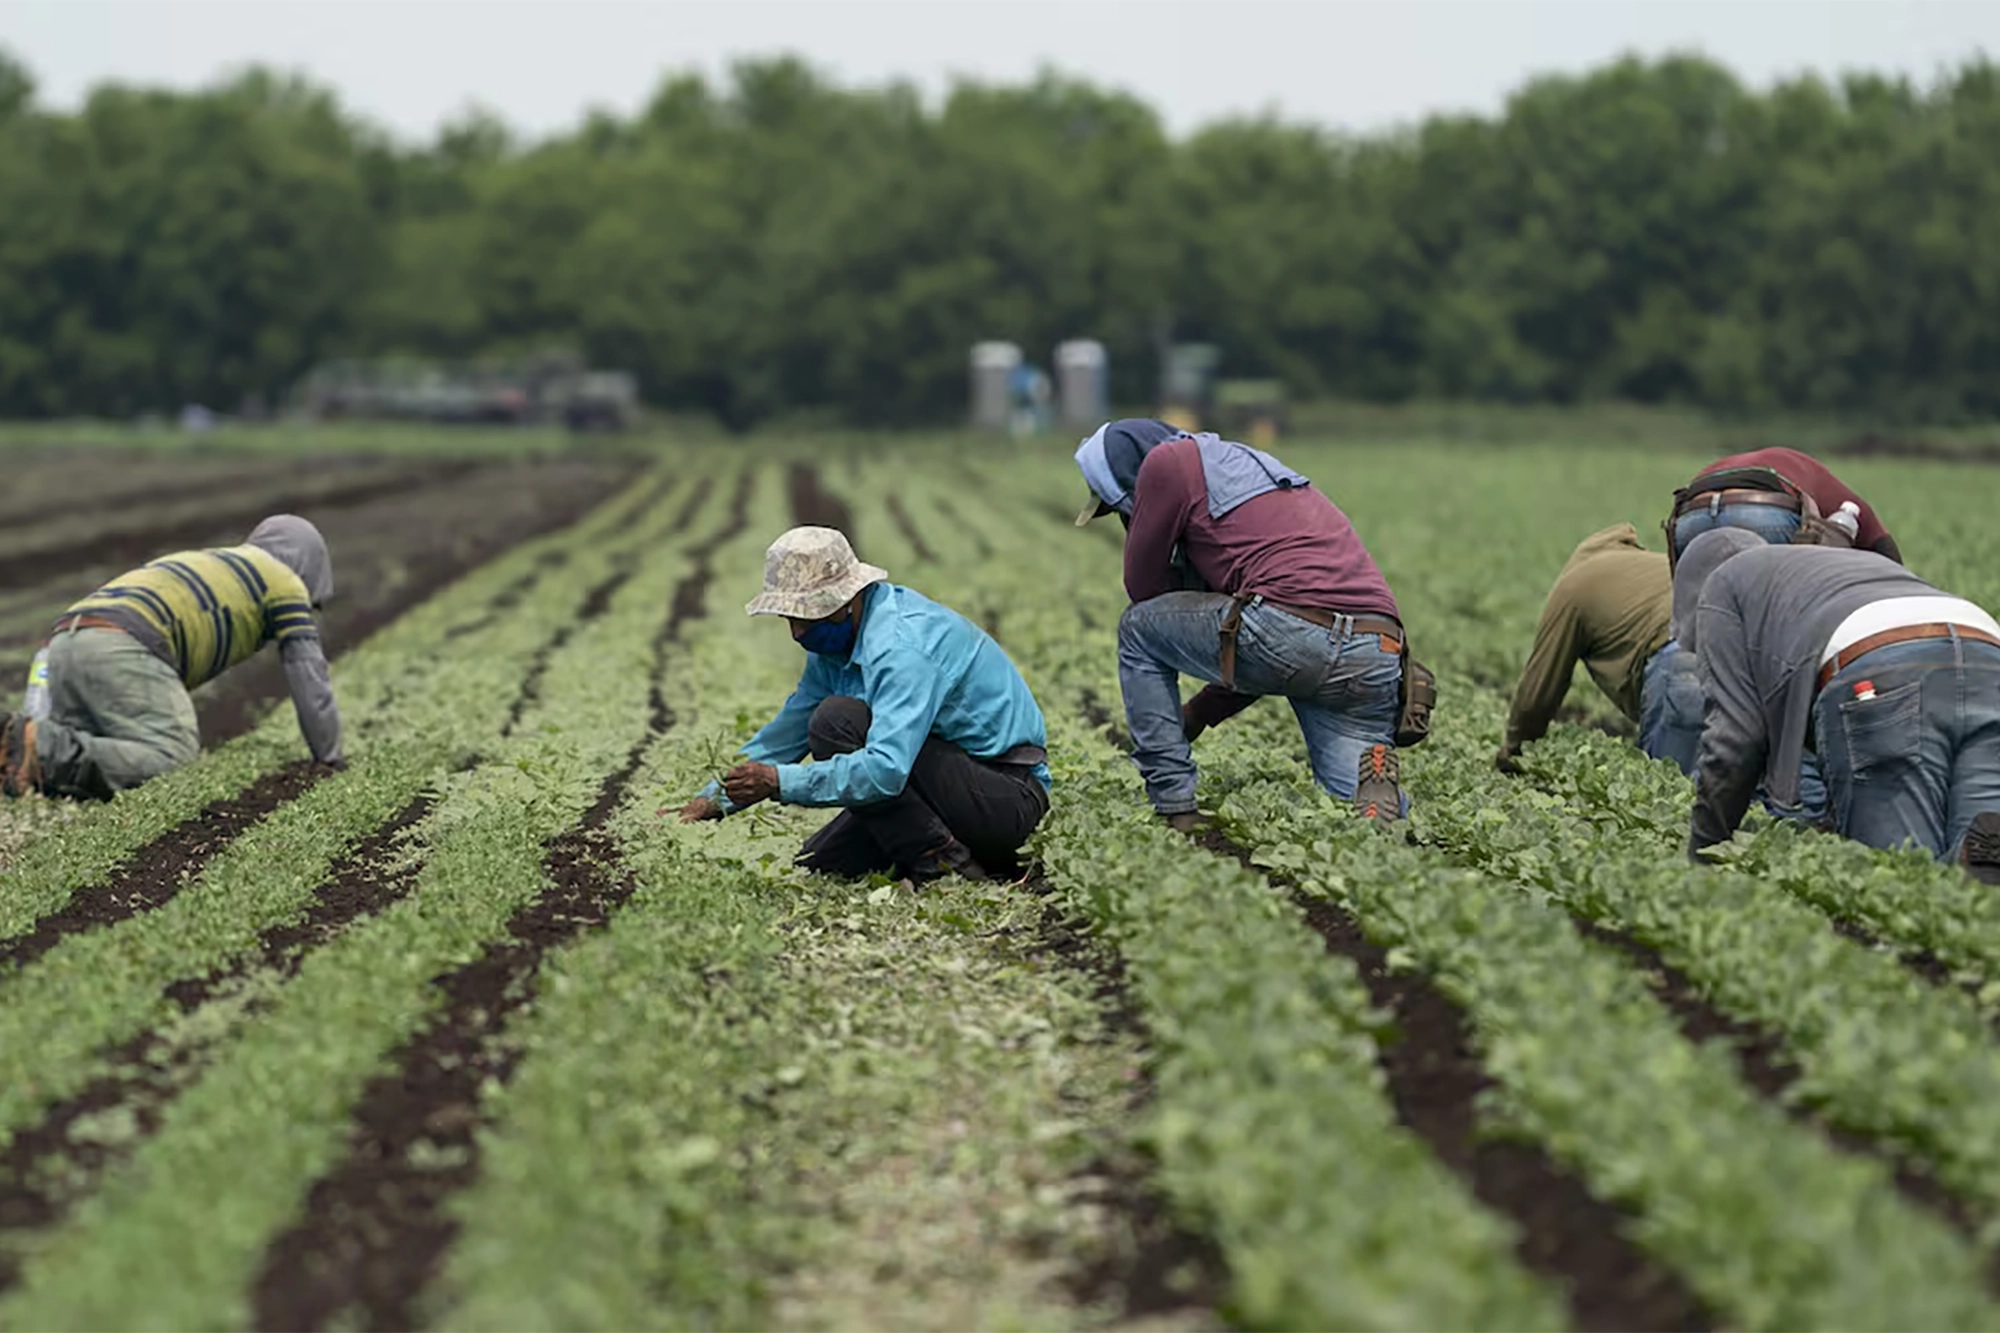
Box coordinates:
[1675,527,2000,880]
[0,515,343,800]
[676,527,1050,884]
[1073,418,1407,829]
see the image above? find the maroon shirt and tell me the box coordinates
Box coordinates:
[1695,448,1894,554]
[1124,437,1400,619]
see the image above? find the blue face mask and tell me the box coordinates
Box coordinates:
[797,616,858,659]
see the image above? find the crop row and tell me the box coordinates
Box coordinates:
[1208,753,1997,1329]
[0,456,437,568]
[429,472,1152,1332]
[867,454,2000,1329]
[858,472,1572,1328]
[0,464,668,927]
[0,472,713,1328]
[0,474,676,1142]
[1036,721,1568,1330]
[1514,722,2000,996]
[1402,680,2000,1233]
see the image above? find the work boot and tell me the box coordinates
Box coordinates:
[1163,810,1212,836]
[1961,813,2000,886]
[905,836,990,884]
[1354,743,1404,832]
[0,714,41,798]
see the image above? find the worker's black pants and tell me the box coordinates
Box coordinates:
[796,697,1049,881]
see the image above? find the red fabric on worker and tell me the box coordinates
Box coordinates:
[1696,447,1891,551]
[1123,436,1400,619]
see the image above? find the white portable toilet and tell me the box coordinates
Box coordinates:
[969,342,1022,431]
[1055,340,1108,428]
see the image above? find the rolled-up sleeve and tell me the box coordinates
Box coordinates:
[775,652,944,807]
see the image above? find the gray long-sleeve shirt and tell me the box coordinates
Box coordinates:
[1688,545,1939,857]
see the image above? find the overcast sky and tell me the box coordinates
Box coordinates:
[3,0,1996,142]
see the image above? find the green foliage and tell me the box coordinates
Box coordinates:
[0,467,695,1329]
[4,52,2000,424]
[1035,734,1567,1332]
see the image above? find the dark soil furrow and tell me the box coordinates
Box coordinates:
[0,795,436,1296]
[788,462,856,534]
[929,496,994,560]
[497,566,633,739]
[247,782,644,1333]
[197,462,639,745]
[0,455,341,530]
[246,470,752,1332]
[0,762,324,976]
[1020,885,1225,1322]
[1194,829,1711,1333]
[1573,921,1996,1259]
[884,494,937,562]
[0,461,480,593]
[442,551,571,643]
[669,475,719,535]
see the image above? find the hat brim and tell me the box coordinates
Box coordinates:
[1074,494,1116,526]
[744,565,888,619]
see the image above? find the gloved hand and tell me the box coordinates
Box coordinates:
[1181,703,1206,744]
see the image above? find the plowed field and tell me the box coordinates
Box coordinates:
[2,432,1999,1331]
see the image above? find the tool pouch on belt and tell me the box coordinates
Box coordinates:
[1218,596,1248,691]
[1396,639,1437,748]
[1218,596,1437,746]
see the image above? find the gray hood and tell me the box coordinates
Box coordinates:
[246,515,333,606]
[1671,527,1763,652]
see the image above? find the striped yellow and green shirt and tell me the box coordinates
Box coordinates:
[66,544,319,689]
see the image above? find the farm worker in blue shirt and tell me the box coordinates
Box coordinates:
[675,526,1051,884]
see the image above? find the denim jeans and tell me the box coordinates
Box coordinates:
[1642,638,1829,824]
[1813,634,2000,860]
[1117,592,1402,814]
[1639,640,1704,776]
[1671,502,1801,561]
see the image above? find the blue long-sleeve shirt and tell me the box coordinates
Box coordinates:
[710,582,1051,810]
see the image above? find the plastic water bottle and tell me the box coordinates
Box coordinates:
[20,647,49,720]
[1827,501,1862,543]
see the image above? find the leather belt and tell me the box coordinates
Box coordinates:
[1671,487,1802,520]
[1817,622,2000,690]
[1218,596,1403,691]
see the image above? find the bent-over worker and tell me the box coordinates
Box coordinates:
[676,526,1050,884]
[1073,418,1406,829]
[0,515,343,800]
[1666,445,1900,565]
[1498,524,1696,773]
[1674,528,2000,881]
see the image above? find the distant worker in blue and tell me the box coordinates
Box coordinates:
[674,526,1051,885]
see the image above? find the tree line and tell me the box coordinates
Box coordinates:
[1,47,1995,428]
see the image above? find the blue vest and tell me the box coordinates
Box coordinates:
[1190,434,1311,518]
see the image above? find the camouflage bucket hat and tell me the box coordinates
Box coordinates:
[745,526,889,620]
